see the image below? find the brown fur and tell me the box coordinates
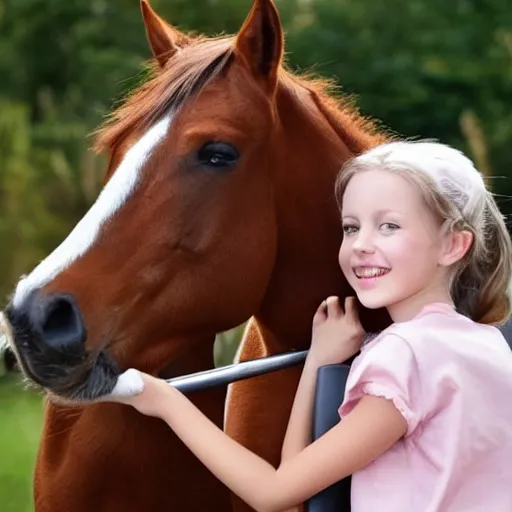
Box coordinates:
[26,1,393,510]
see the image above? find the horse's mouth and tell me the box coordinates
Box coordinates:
[1,310,120,401]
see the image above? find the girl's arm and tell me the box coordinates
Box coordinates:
[107,297,404,511]
[280,356,319,462]
[156,379,406,512]
[279,357,320,512]
[281,296,365,462]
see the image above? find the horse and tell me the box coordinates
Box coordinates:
[3,0,393,510]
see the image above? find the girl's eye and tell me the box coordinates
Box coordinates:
[342,224,358,235]
[381,222,399,233]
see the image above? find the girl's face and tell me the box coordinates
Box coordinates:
[339,169,452,322]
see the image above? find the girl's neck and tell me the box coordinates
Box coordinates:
[387,288,454,324]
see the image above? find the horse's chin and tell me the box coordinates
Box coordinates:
[54,352,121,402]
[1,309,121,402]
[38,350,122,404]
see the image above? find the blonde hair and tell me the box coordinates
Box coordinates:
[335,141,512,325]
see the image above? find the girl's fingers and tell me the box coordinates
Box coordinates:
[345,296,360,319]
[313,299,328,324]
[314,296,358,323]
[326,296,342,317]
[344,296,355,315]
[345,296,362,327]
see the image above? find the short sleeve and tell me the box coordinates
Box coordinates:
[339,334,423,437]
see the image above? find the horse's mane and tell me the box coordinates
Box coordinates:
[93,35,388,154]
[93,37,235,152]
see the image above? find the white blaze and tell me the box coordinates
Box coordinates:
[12,115,172,309]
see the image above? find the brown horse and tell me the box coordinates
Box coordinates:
[4,0,391,510]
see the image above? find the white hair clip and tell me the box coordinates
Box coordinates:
[439,176,471,212]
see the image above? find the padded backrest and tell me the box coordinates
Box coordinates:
[499,318,512,349]
[307,364,352,512]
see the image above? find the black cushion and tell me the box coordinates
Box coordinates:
[308,364,352,512]
[499,318,512,349]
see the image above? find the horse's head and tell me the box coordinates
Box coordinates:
[4,0,390,400]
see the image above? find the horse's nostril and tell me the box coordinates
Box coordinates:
[39,296,86,349]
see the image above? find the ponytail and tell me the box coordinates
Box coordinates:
[452,193,512,325]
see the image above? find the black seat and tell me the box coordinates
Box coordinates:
[308,364,352,511]
[499,318,512,349]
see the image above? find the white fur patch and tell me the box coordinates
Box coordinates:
[12,115,172,309]
[109,368,145,398]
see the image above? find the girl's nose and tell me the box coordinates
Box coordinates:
[352,231,375,254]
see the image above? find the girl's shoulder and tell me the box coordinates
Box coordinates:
[346,303,512,434]
[380,302,502,341]
[363,301,511,372]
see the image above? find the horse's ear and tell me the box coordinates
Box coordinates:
[235,0,284,94]
[140,0,190,68]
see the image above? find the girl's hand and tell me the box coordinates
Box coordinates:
[309,296,364,367]
[104,369,173,419]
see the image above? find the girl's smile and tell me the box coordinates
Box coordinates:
[352,266,391,290]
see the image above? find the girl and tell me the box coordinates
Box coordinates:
[105,141,512,511]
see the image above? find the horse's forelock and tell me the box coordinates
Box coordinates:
[92,37,236,155]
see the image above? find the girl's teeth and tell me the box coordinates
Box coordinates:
[355,268,389,278]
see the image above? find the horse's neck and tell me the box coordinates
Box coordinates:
[255,82,389,350]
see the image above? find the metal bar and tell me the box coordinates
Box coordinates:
[166,350,308,393]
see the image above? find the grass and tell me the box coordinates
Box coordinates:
[0,374,44,512]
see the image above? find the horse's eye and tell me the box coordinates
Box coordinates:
[197,142,239,169]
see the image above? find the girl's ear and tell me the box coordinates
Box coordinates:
[439,230,474,267]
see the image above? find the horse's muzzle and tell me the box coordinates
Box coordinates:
[1,292,120,400]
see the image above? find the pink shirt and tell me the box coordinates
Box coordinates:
[339,302,512,511]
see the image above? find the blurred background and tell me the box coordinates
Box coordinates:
[0,0,511,509]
